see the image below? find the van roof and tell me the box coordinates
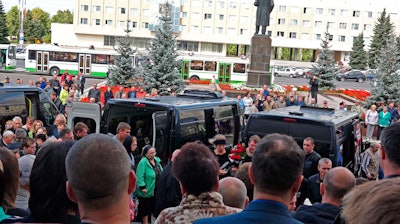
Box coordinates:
[107,95,239,110]
[250,106,358,125]
[0,83,43,92]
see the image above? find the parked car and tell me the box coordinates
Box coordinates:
[336,70,366,82]
[274,67,299,78]
[365,69,376,81]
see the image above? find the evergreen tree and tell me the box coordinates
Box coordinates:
[312,28,336,89]
[0,0,9,44]
[107,20,136,86]
[367,33,400,107]
[349,33,367,70]
[368,9,393,69]
[137,3,185,95]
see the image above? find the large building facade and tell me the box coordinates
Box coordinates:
[51,0,400,64]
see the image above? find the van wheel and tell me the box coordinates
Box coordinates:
[50,67,60,76]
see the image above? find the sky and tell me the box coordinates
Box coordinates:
[3,0,75,15]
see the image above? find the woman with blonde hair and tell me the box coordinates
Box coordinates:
[365,105,378,140]
[28,120,44,138]
[50,114,67,139]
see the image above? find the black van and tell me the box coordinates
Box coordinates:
[243,106,359,167]
[0,83,60,131]
[68,90,242,161]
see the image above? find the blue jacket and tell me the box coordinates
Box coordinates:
[194,200,303,224]
[292,203,340,224]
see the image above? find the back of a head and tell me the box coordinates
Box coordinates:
[66,134,131,209]
[342,178,400,223]
[18,155,35,186]
[235,162,254,201]
[29,140,77,222]
[252,134,305,195]
[0,147,19,209]
[15,128,27,140]
[323,167,355,200]
[380,122,400,167]
[172,142,219,197]
[218,177,247,209]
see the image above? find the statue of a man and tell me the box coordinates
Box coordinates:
[254,0,274,35]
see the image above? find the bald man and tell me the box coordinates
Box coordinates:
[218,177,249,209]
[293,167,356,223]
[154,149,182,217]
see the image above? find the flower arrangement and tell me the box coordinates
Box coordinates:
[229,143,246,161]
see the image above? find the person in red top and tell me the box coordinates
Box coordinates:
[60,70,73,84]
[136,87,147,98]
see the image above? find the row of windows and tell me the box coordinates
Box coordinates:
[80,18,149,28]
[28,50,115,64]
[279,19,372,31]
[189,60,246,73]
[277,6,396,18]
[81,5,126,14]
[279,32,370,43]
[182,0,251,10]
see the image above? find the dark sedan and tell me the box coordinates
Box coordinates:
[336,70,366,82]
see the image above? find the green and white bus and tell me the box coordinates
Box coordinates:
[0,44,17,71]
[25,44,117,78]
[178,55,249,84]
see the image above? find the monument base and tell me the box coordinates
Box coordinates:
[247,70,271,87]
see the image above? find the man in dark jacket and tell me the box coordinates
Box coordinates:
[293,167,355,224]
[50,92,62,111]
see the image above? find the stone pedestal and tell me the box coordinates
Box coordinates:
[247,35,272,86]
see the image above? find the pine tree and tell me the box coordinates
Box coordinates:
[0,0,9,44]
[349,33,368,70]
[368,9,393,69]
[137,3,185,95]
[312,28,336,89]
[107,20,136,86]
[366,33,400,107]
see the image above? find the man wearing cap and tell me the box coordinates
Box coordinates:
[3,76,10,83]
[16,154,36,210]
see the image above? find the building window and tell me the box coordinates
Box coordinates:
[219,14,224,20]
[118,7,126,14]
[351,23,359,30]
[339,23,347,29]
[81,5,88,11]
[80,18,88,24]
[182,0,189,5]
[278,18,285,25]
[143,9,150,16]
[302,20,310,27]
[201,43,223,53]
[204,13,212,20]
[328,9,335,16]
[290,19,298,26]
[229,2,237,9]
[338,35,346,42]
[203,26,211,33]
[302,33,309,39]
[291,6,299,13]
[241,16,249,22]
[106,6,113,14]
[314,21,322,28]
[364,24,372,31]
[289,32,296,38]
[181,25,187,31]
[240,28,248,35]
[303,7,311,14]
[341,10,348,17]
[118,21,125,27]
[353,10,360,17]
[104,36,116,46]
[182,12,187,18]
[228,28,235,35]
[328,35,333,41]
[277,31,284,37]
[93,19,100,25]
[105,20,113,26]
[131,8,138,15]
[205,0,212,7]
[279,6,286,12]
[229,15,237,22]
[132,21,137,28]
[178,41,199,51]
[192,12,200,19]
[366,11,373,18]
[216,27,223,34]
[327,22,334,29]
[218,1,225,8]
[192,25,199,32]
[315,34,321,40]
[142,22,149,28]
[93,5,101,12]
[315,8,323,15]
[241,3,250,10]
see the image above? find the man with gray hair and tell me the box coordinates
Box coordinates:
[218,177,249,209]
[293,167,356,223]
[0,130,15,148]
[360,141,381,180]
[66,134,137,223]
[10,116,23,133]
[307,158,332,204]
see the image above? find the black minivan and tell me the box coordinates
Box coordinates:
[0,83,59,132]
[68,90,242,161]
[243,106,360,167]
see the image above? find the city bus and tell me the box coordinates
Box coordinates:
[24,44,118,78]
[0,44,17,71]
[178,55,249,84]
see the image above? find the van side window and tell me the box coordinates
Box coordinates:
[214,105,235,146]
[72,117,96,134]
[179,110,206,144]
[0,92,26,127]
